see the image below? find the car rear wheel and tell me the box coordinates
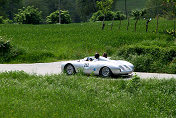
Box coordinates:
[65,64,76,75]
[100,67,112,77]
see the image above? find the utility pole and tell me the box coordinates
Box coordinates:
[125,0,129,30]
[125,0,127,19]
[59,0,61,24]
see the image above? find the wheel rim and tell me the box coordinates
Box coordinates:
[66,65,74,75]
[101,67,110,77]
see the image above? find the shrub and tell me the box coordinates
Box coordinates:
[117,45,176,73]
[14,6,42,24]
[129,54,154,72]
[0,16,13,24]
[0,36,20,63]
[0,16,4,24]
[46,10,71,24]
[118,45,176,63]
[163,29,176,37]
[4,19,13,24]
[126,74,141,93]
[89,10,125,22]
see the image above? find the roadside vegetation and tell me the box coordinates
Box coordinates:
[0,19,175,73]
[0,71,175,117]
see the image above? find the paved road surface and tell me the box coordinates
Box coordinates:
[0,62,176,79]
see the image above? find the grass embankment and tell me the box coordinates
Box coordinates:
[0,72,175,117]
[0,19,175,73]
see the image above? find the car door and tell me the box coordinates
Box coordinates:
[83,61,98,74]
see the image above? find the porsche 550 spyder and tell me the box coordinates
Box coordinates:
[61,56,134,77]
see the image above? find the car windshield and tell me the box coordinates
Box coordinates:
[83,56,109,61]
[83,57,94,61]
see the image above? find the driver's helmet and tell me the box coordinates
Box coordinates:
[103,52,107,58]
[95,53,100,59]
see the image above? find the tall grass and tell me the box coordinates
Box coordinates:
[0,19,175,73]
[0,19,175,63]
[0,72,175,118]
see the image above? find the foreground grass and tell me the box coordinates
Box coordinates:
[0,71,175,118]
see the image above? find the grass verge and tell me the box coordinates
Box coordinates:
[0,71,175,118]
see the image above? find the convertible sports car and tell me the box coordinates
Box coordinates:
[61,56,134,77]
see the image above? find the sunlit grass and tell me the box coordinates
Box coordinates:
[0,19,175,63]
[0,71,175,117]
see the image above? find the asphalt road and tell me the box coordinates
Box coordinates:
[0,61,176,79]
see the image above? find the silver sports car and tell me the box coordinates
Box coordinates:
[61,56,134,77]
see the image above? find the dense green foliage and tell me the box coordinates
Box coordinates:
[131,9,147,19]
[0,37,20,63]
[0,71,175,117]
[116,45,176,73]
[14,6,42,24]
[0,0,148,22]
[0,19,175,73]
[46,10,72,24]
[0,0,175,22]
[0,0,23,19]
[90,10,125,22]
[0,16,4,24]
[0,16,13,24]
[76,0,98,22]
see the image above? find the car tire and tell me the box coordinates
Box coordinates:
[64,64,76,75]
[100,66,112,77]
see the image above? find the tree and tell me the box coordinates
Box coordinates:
[163,0,176,36]
[89,10,125,22]
[132,9,146,32]
[46,10,72,24]
[96,0,114,30]
[0,0,23,19]
[146,0,166,18]
[14,6,42,24]
[76,0,99,22]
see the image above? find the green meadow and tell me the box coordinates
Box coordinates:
[0,20,176,117]
[0,19,175,73]
[0,72,175,118]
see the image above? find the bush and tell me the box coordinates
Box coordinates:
[46,10,71,24]
[14,6,42,24]
[126,74,141,93]
[89,10,125,22]
[0,16,13,24]
[117,45,176,73]
[0,16,4,24]
[0,36,21,63]
[118,45,176,63]
[163,29,176,37]
[4,19,13,24]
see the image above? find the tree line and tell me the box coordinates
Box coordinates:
[0,0,175,23]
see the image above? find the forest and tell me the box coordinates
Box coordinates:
[0,0,174,23]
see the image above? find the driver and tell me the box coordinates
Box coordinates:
[103,52,107,58]
[95,53,100,61]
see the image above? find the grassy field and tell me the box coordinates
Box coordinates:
[0,19,176,73]
[0,71,175,118]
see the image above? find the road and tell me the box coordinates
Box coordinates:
[0,61,176,79]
